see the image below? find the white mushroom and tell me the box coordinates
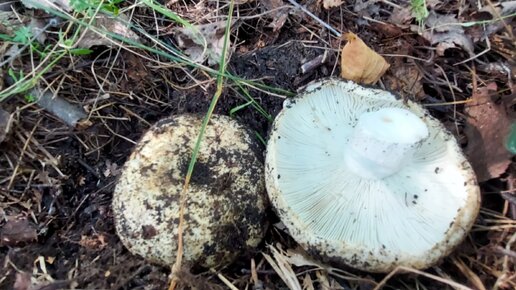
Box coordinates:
[265,79,481,272]
[113,114,268,268]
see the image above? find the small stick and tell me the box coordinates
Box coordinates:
[301,51,329,74]
[286,0,342,37]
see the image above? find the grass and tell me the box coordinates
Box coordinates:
[0,0,292,104]
[168,0,236,288]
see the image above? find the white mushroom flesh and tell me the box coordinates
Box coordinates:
[345,107,429,179]
[266,79,480,272]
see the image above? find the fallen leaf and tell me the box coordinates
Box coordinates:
[79,233,107,250]
[29,18,48,44]
[103,160,120,177]
[353,0,380,13]
[419,12,474,56]
[464,83,513,182]
[13,272,32,290]
[470,1,516,40]
[389,7,413,27]
[261,0,289,32]
[20,0,72,12]
[323,0,343,10]
[13,272,70,290]
[422,30,474,56]
[0,11,29,35]
[383,63,425,100]
[340,32,389,84]
[125,52,149,83]
[76,13,140,48]
[0,107,11,144]
[0,218,38,246]
[174,21,233,65]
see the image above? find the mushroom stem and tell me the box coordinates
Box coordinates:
[344,108,429,179]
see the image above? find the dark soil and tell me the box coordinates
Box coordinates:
[1,1,515,290]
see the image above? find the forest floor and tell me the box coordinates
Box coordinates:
[0,0,515,289]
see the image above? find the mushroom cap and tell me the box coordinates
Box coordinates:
[113,114,267,268]
[265,79,481,272]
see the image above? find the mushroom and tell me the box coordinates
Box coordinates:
[265,79,481,272]
[112,114,268,268]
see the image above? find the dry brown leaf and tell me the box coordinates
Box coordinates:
[422,30,474,56]
[0,218,38,246]
[0,11,29,35]
[103,160,120,177]
[79,233,107,250]
[13,273,32,290]
[76,13,140,48]
[383,63,425,100]
[20,0,72,12]
[464,82,513,182]
[0,107,11,144]
[174,21,232,65]
[418,12,474,56]
[353,0,380,13]
[323,0,343,10]
[389,7,413,27]
[340,32,389,84]
[262,0,289,31]
[13,272,70,290]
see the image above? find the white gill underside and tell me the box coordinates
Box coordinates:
[274,84,467,255]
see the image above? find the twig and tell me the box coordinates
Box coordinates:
[301,51,329,74]
[286,0,342,37]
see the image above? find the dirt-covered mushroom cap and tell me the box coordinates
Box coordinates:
[265,79,481,272]
[113,114,267,268]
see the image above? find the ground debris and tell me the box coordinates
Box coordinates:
[340,32,389,84]
[79,233,107,250]
[0,107,11,143]
[464,82,513,182]
[174,21,232,65]
[383,62,425,100]
[20,0,72,12]
[103,160,121,178]
[353,0,380,13]
[470,1,516,40]
[13,272,70,290]
[388,7,413,27]
[322,0,343,10]
[0,217,38,246]
[418,11,474,56]
[262,0,290,31]
[31,87,89,128]
[76,13,140,48]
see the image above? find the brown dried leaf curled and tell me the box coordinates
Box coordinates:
[340,32,389,84]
